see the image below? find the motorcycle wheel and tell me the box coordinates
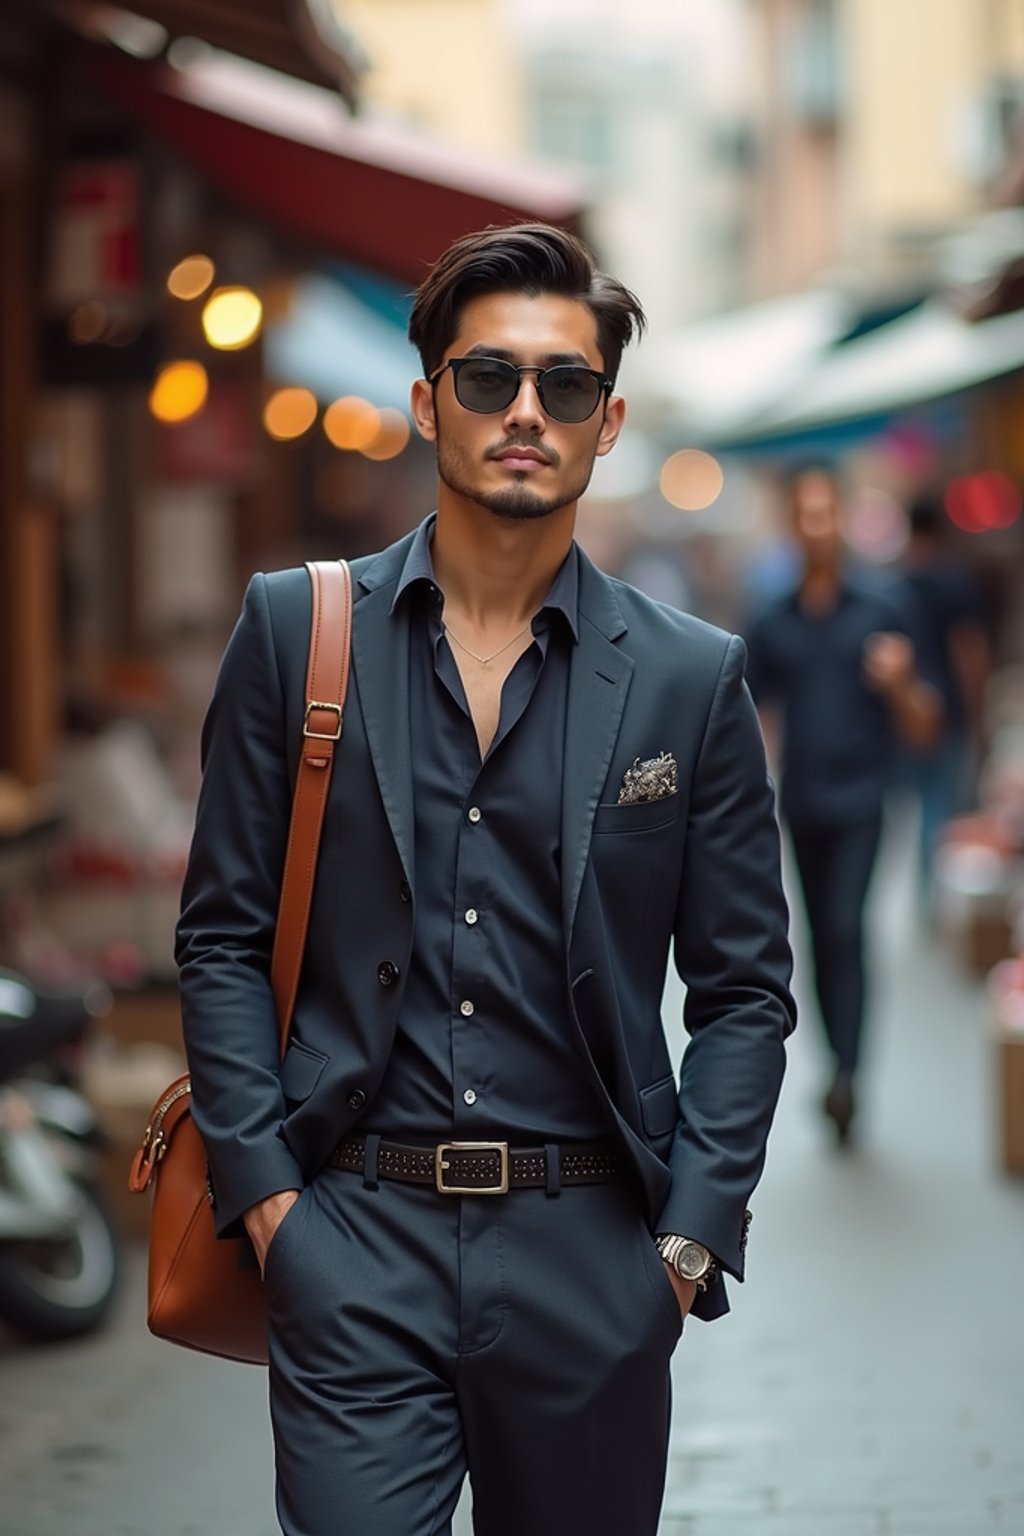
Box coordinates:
[0,1184,120,1340]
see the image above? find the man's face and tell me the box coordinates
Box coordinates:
[411,290,624,523]
[790,471,843,570]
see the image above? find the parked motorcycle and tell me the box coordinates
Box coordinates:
[0,968,120,1340]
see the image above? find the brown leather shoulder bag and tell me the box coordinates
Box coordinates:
[128,558,352,1364]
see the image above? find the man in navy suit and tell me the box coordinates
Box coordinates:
[177,224,796,1536]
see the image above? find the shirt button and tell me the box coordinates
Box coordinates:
[467,807,482,824]
[399,880,411,903]
[377,960,400,986]
[465,908,478,926]
[460,1000,475,1017]
[463,1088,477,1106]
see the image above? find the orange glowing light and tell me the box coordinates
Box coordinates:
[148,360,209,423]
[324,396,381,451]
[167,254,215,300]
[263,387,318,441]
[361,408,411,461]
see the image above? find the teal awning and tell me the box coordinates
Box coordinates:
[265,270,420,412]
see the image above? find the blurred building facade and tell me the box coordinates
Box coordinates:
[749,0,1024,295]
[0,0,586,801]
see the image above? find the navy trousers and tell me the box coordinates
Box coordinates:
[789,813,883,1076]
[264,1165,682,1536]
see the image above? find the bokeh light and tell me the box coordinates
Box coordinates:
[324,396,381,451]
[361,408,411,461]
[263,387,318,441]
[845,486,908,563]
[945,472,1022,534]
[659,449,724,511]
[69,302,108,343]
[202,286,263,349]
[148,361,208,423]
[167,254,215,300]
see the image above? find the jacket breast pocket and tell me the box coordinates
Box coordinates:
[279,1040,328,1106]
[592,793,679,836]
[639,1073,679,1148]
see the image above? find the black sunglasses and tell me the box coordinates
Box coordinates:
[429,356,613,424]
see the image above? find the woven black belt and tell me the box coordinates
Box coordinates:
[327,1135,621,1194]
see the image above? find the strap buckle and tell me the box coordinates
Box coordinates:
[304,700,343,741]
[435,1141,510,1195]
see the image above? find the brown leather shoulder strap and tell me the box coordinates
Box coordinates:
[270,559,352,1053]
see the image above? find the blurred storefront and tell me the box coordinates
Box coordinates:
[0,0,585,801]
[0,0,585,1002]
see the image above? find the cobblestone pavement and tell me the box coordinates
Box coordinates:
[3,819,1022,1535]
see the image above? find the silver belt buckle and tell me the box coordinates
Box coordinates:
[435,1141,510,1195]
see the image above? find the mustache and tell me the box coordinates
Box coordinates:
[486,437,559,467]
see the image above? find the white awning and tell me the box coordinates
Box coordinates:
[741,299,1024,439]
[640,288,853,438]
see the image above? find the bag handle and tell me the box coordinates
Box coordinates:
[270,559,353,1053]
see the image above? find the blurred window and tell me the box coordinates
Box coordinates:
[534,95,616,175]
[785,0,841,127]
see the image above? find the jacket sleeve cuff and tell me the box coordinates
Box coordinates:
[208,1145,306,1240]
[654,1192,752,1282]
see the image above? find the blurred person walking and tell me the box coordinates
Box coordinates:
[176,224,795,1536]
[745,466,940,1145]
[900,492,991,894]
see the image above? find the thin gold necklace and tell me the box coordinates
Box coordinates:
[442,619,533,666]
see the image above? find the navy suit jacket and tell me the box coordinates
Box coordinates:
[177,523,795,1321]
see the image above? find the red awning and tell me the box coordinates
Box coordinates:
[88,46,586,284]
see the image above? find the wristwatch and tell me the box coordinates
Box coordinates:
[655,1233,719,1291]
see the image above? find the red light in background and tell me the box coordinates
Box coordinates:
[945,472,1021,534]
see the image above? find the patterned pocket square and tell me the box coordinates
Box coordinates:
[617,752,678,805]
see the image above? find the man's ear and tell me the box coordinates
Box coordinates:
[595,394,626,458]
[410,378,437,443]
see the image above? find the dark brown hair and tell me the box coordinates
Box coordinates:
[408,223,646,384]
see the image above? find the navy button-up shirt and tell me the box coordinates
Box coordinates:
[368,516,607,1143]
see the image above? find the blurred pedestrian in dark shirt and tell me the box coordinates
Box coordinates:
[745,466,942,1145]
[900,493,991,892]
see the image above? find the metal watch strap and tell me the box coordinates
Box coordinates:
[655,1233,719,1291]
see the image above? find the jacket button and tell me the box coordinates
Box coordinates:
[377,960,399,986]
[347,1088,366,1110]
[399,880,411,903]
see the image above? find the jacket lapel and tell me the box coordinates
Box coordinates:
[561,554,633,936]
[350,538,417,887]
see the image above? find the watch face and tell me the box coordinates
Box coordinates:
[676,1241,711,1281]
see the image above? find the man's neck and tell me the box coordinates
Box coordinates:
[798,565,842,616]
[431,494,577,627]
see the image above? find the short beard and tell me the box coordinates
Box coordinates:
[436,429,592,523]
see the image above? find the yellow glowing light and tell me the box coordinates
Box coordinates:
[167,254,215,300]
[201,286,263,350]
[263,387,318,441]
[324,396,381,451]
[659,449,724,511]
[148,361,209,423]
[361,408,411,461]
